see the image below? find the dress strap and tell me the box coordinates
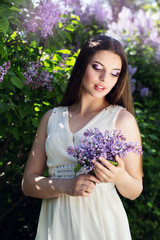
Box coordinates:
[108,105,124,129]
[47,106,67,134]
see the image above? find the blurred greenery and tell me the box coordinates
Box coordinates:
[0,0,160,239]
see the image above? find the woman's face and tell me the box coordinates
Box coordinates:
[81,50,122,99]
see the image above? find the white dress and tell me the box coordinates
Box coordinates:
[35,105,132,240]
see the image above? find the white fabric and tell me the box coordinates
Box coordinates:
[35,105,132,240]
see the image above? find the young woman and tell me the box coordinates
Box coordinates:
[22,35,143,240]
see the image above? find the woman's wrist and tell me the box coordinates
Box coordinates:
[115,172,143,200]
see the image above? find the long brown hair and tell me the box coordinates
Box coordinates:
[60,35,134,115]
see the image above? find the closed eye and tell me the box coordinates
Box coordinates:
[92,64,103,71]
[111,71,120,77]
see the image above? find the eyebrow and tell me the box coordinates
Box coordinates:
[91,60,121,71]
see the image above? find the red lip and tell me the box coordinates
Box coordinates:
[94,84,106,92]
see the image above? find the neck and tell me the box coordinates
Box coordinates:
[71,96,109,116]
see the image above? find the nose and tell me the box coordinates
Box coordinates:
[99,71,107,82]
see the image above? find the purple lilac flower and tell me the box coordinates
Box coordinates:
[138,83,150,97]
[53,0,113,27]
[72,0,112,27]
[130,78,136,93]
[23,61,53,91]
[140,87,149,97]
[128,65,137,93]
[67,128,143,175]
[107,7,160,53]
[24,0,67,38]
[128,65,137,76]
[0,62,11,82]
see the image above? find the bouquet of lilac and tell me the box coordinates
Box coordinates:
[67,128,143,175]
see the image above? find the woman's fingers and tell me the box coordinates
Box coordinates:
[71,174,100,196]
[115,155,124,167]
[76,174,100,185]
[93,156,124,171]
[83,174,101,184]
[92,156,125,183]
[93,163,113,182]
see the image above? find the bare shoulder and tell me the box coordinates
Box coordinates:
[116,109,137,127]
[42,109,53,121]
[115,109,141,142]
[38,109,53,127]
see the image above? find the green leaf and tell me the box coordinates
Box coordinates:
[66,59,76,66]
[14,0,27,7]
[65,24,75,32]
[52,54,62,62]
[8,17,23,31]
[30,40,37,48]
[9,127,19,140]
[0,102,9,112]
[57,49,71,55]
[72,20,79,25]
[13,70,26,81]
[65,31,72,43]
[149,134,159,141]
[10,77,24,89]
[56,94,62,104]
[0,19,9,34]
[0,9,11,19]
[108,160,118,166]
[71,14,80,21]
[58,22,63,28]
[32,118,39,127]
[42,101,50,106]
[0,45,8,59]
[134,102,143,107]
[10,6,22,12]
[74,163,82,174]
[18,107,34,120]
[6,112,12,123]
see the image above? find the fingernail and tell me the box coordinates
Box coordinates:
[97,179,101,184]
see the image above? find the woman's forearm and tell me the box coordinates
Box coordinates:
[21,174,66,199]
[22,173,101,199]
[115,172,143,200]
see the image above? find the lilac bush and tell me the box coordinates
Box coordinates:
[67,128,143,174]
[24,0,68,38]
[23,61,53,91]
[107,7,160,52]
[73,0,113,27]
[106,6,159,97]
[0,62,11,82]
[26,0,113,36]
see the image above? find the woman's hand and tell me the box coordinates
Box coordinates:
[61,174,100,197]
[92,155,127,185]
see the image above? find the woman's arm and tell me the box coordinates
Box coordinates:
[21,110,100,199]
[92,109,143,200]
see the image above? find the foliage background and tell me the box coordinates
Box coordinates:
[0,0,160,239]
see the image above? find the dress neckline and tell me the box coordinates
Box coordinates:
[66,105,113,135]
